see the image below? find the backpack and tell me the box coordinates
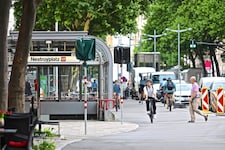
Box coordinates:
[167,81,174,90]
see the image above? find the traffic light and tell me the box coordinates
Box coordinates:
[114,46,130,64]
[75,38,96,61]
[127,62,133,72]
[190,39,197,49]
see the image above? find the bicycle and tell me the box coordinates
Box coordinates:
[147,97,155,123]
[167,93,173,112]
[114,94,120,112]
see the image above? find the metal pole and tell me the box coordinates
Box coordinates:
[120,64,123,125]
[154,30,157,70]
[84,64,88,135]
[142,31,166,70]
[140,36,142,52]
[178,24,181,82]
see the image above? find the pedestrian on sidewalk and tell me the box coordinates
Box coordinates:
[143,80,157,118]
[188,76,208,123]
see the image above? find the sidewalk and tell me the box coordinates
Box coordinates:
[52,120,138,150]
[34,99,140,150]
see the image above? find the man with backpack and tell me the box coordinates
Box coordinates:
[164,78,176,109]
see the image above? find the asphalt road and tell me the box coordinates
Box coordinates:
[63,99,225,150]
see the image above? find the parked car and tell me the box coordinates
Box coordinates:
[174,83,192,107]
[199,77,225,89]
[208,80,225,112]
[172,79,186,85]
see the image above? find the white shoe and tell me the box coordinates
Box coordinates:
[146,111,150,114]
[154,114,157,119]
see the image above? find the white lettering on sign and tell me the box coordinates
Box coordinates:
[30,56,61,62]
[28,56,80,64]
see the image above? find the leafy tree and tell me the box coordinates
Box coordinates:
[140,0,183,69]
[14,0,150,36]
[0,0,11,111]
[8,0,42,112]
[175,0,225,76]
[142,0,225,75]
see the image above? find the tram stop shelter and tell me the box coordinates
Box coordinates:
[8,31,113,120]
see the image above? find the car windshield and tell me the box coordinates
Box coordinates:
[211,82,225,91]
[176,84,192,91]
[203,82,212,89]
[152,74,176,84]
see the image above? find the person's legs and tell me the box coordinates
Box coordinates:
[189,102,195,122]
[146,100,150,112]
[152,99,156,114]
[118,94,121,109]
[192,98,207,119]
[166,93,168,109]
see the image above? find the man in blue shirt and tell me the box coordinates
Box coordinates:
[91,80,98,92]
[113,80,121,107]
[113,80,121,98]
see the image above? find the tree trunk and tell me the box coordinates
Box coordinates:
[197,46,207,77]
[209,48,215,77]
[188,49,196,68]
[84,13,93,31]
[213,49,220,76]
[0,0,11,111]
[8,0,41,112]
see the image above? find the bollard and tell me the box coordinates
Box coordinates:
[216,87,224,114]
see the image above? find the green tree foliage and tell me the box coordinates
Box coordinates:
[14,0,150,36]
[139,0,183,69]
[175,0,225,76]
[142,0,225,75]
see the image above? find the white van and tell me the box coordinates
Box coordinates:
[151,71,176,92]
[131,67,156,98]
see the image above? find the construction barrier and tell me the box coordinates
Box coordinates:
[216,87,224,114]
[201,87,209,112]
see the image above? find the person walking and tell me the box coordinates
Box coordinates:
[143,80,157,118]
[188,76,208,123]
[25,80,32,96]
[91,79,98,92]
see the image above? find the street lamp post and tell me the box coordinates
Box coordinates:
[143,30,167,70]
[166,24,192,82]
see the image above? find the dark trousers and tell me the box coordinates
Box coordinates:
[146,97,156,114]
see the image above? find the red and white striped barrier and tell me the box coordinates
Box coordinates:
[201,87,209,112]
[216,87,224,114]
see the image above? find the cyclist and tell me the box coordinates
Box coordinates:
[143,80,157,118]
[113,80,121,109]
[164,78,176,109]
[157,78,167,103]
[160,78,167,90]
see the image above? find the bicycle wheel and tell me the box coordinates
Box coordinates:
[149,101,154,123]
[168,97,172,112]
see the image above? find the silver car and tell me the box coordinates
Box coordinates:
[174,83,192,106]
